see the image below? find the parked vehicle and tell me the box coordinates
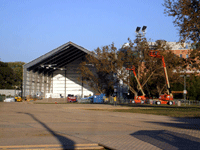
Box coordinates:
[67,94,77,102]
[4,98,15,102]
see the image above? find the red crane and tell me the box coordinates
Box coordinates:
[149,50,173,105]
[127,65,146,104]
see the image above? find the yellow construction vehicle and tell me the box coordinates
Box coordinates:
[15,96,22,102]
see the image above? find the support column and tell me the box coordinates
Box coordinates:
[39,73,43,93]
[65,69,66,100]
[44,74,47,98]
[34,72,38,96]
[23,67,27,97]
[47,73,52,93]
[29,70,33,96]
[81,76,83,98]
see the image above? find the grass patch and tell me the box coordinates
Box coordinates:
[32,102,200,118]
[88,106,200,118]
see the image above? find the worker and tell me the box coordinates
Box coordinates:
[114,96,117,106]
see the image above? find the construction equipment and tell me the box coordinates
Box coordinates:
[15,96,22,102]
[127,65,146,104]
[15,91,22,102]
[149,50,173,105]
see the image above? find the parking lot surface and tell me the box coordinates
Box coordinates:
[0,102,200,150]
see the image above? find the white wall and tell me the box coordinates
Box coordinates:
[52,58,93,98]
[0,89,21,96]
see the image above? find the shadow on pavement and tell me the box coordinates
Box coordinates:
[18,112,75,150]
[146,117,200,130]
[131,130,200,150]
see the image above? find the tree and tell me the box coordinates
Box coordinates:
[0,61,16,89]
[163,0,200,43]
[164,0,200,100]
[122,38,184,97]
[79,43,125,96]
[163,0,200,69]
[7,62,25,90]
[79,36,185,99]
[187,74,200,100]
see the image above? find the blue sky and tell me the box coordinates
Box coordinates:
[0,0,179,63]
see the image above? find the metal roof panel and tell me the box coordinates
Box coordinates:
[23,41,92,70]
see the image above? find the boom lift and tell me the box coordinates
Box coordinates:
[149,50,173,105]
[127,65,146,104]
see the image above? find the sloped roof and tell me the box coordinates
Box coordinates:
[24,41,92,74]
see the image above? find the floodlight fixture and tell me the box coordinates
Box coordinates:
[142,26,147,32]
[135,27,141,33]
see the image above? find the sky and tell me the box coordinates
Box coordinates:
[0,0,179,63]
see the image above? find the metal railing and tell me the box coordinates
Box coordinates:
[173,99,200,106]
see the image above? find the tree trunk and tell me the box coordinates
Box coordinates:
[128,84,137,97]
[156,85,162,96]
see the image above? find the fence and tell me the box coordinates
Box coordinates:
[173,99,200,106]
[117,98,200,106]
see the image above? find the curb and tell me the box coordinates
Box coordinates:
[0,144,104,150]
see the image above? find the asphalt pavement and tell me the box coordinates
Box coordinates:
[0,102,200,150]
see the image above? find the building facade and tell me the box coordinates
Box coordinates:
[23,42,94,99]
[148,41,191,58]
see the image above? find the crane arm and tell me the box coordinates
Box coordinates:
[149,50,172,96]
[126,65,145,96]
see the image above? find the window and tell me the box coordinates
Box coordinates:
[180,54,182,58]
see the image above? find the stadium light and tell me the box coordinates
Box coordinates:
[142,26,147,32]
[135,27,141,33]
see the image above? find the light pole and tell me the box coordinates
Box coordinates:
[135,26,147,41]
[135,26,147,85]
[180,74,190,104]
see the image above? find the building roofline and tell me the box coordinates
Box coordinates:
[23,41,92,69]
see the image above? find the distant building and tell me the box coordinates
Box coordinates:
[148,42,191,59]
[122,41,191,59]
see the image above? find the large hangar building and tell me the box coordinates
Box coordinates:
[23,42,94,99]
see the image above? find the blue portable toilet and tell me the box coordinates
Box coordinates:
[93,94,105,103]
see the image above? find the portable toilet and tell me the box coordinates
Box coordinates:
[93,94,105,103]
